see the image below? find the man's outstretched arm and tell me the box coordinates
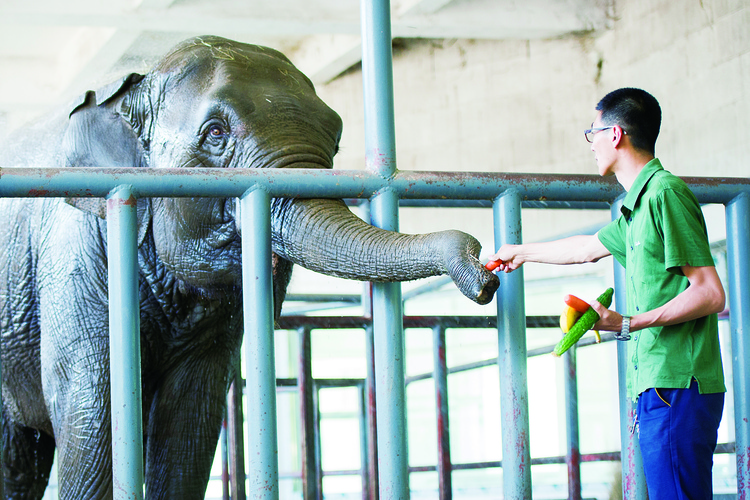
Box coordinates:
[488,234,611,273]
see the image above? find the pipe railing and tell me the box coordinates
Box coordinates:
[1,167,747,500]
[1,166,747,203]
[1,161,748,500]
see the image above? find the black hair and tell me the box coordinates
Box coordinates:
[596,88,661,155]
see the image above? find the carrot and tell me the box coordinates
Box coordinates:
[485,260,502,271]
[564,294,590,314]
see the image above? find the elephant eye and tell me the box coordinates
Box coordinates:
[208,124,225,138]
[201,122,229,153]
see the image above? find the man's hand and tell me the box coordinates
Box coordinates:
[590,300,623,332]
[488,244,524,273]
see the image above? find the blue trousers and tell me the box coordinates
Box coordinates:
[637,379,724,500]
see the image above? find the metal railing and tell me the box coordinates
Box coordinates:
[2,145,749,500]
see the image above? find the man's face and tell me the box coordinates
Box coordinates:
[590,111,616,177]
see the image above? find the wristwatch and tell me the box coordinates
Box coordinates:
[616,316,631,341]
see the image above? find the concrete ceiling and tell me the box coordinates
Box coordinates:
[0,0,611,127]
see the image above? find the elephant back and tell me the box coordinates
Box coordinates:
[0,106,69,169]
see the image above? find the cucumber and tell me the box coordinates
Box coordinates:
[553,287,614,357]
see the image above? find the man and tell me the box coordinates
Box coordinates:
[489,88,726,499]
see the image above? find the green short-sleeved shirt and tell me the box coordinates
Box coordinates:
[597,159,725,400]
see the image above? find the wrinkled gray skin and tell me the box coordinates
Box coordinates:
[0,36,498,499]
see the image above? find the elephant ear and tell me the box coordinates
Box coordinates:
[63,73,151,246]
[63,73,146,171]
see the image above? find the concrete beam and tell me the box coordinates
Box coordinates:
[290,35,363,85]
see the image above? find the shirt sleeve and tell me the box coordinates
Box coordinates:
[597,216,627,267]
[655,189,716,273]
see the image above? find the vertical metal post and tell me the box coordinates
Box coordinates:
[360,0,397,172]
[361,207,378,500]
[227,358,247,500]
[313,386,324,495]
[298,326,319,500]
[563,347,581,500]
[221,416,230,500]
[364,323,380,500]
[370,191,408,499]
[493,189,532,499]
[358,382,370,500]
[726,193,750,495]
[360,0,407,497]
[432,325,452,499]
[107,184,144,500]
[611,198,647,500]
[240,187,279,499]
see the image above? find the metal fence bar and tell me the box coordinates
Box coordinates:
[364,324,380,500]
[360,0,409,496]
[298,326,318,500]
[357,381,370,500]
[106,184,144,500]
[313,383,324,496]
[370,191,408,499]
[221,416,230,500]
[432,325,452,499]
[2,167,748,203]
[227,358,247,500]
[611,198,647,500]
[563,345,581,500]
[240,187,279,499]
[493,189,532,498]
[726,193,750,496]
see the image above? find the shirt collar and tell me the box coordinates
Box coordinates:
[621,158,663,217]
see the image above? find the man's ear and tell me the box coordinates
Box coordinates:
[612,125,626,148]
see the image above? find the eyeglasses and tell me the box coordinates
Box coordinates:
[584,126,626,143]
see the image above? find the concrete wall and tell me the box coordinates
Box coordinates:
[318,0,749,180]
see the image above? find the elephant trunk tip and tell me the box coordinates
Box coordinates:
[465,272,499,305]
[436,230,500,305]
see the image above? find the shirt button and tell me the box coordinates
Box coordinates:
[634,365,638,370]
[636,306,640,311]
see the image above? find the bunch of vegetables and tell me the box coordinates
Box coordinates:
[554,287,614,356]
[483,260,613,357]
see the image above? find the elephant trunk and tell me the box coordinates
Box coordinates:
[270,198,499,305]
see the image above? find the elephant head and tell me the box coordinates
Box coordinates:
[63,35,499,308]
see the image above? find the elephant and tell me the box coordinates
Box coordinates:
[0,35,498,499]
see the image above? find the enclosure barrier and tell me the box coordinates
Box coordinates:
[0,166,748,500]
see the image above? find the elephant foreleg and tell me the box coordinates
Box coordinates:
[1,411,55,500]
[52,376,113,500]
[144,353,233,500]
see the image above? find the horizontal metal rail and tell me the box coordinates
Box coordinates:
[277,314,557,330]
[1,167,749,203]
